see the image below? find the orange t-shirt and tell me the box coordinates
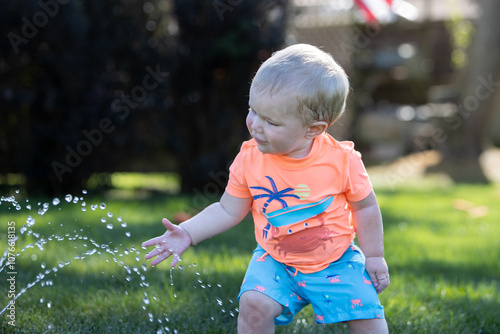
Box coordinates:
[226,133,373,274]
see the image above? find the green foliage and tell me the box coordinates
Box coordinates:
[0,183,499,333]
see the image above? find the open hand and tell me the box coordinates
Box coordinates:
[365,256,389,294]
[142,218,192,267]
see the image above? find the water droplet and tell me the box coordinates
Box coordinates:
[86,249,97,256]
[65,194,72,202]
[143,297,150,305]
[52,198,60,205]
[125,232,131,237]
[99,203,106,210]
[26,215,35,226]
[101,218,106,223]
[91,204,98,211]
[72,197,79,204]
[40,298,44,303]
[106,224,113,230]
[216,298,223,306]
[107,212,113,218]
[41,262,46,269]
[121,222,127,228]
[47,302,51,308]
[15,204,21,210]
[82,189,88,194]
[117,217,123,222]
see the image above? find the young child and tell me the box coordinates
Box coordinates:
[143,44,389,333]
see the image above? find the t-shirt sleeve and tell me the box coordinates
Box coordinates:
[344,148,373,202]
[225,145,253,198]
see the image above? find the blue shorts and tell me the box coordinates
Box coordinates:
[239,244,385,325]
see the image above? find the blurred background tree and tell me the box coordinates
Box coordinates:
[0,0,289,195]
[0,1,177,194]
[171,0,288,192]
[433,0,500,182]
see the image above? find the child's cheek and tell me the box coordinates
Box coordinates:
[246,114,253,131]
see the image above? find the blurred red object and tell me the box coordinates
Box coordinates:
[173,212,193,223]
[354,0,393,23]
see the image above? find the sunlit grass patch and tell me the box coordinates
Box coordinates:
[0,182,499,333]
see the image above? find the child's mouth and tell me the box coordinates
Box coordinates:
[253,136,266,145]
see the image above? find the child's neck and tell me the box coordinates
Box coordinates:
[283,138,315,159]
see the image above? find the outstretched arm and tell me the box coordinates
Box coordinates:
[142,191,252,267]
[349,190,389,293]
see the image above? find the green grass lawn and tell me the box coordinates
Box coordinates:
[0,183,499,333]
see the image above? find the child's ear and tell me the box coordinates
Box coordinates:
[305,121,328,139]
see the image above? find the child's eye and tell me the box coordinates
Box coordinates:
[248,107,256,114]
[267,120,278,126]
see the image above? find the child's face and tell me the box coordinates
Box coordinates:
[247,88,313,159]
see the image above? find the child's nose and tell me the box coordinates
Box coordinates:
[250,116,263,133]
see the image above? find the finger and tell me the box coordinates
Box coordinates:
[367,272,379,289]
[142,235,164,248]
[375,274,390,293]
[150,249,173,266]
[142,219,175,248]
[170,253,179,268]
[145,246,166,260]
[162,218,176,231]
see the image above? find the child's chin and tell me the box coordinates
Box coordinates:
[256,145,271,154]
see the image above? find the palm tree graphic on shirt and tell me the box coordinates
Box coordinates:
[250,175,335,240]
[250,176,300,213]
[250,176,300,238]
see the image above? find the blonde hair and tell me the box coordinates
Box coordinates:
[251,44,349,126]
